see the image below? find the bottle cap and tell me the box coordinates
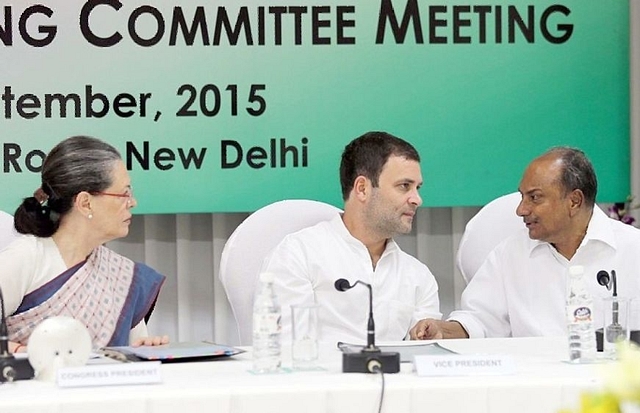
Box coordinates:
[259,272,275,283]
[569,265,585,276]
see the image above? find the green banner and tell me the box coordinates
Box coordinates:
[0,0,630,213]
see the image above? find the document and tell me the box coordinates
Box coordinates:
[337,341,457,362]
[101,341,245,363]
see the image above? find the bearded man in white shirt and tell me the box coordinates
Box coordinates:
[260,131,442,344]
[412,146,640,339]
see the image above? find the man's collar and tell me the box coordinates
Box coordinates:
[582,206,617,249]
[332,214,398,254]
[526,207,617,255]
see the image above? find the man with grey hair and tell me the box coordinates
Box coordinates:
[412,146,640,339]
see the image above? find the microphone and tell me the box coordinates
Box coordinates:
[334,278,376,350]
[597,269,618,297]
[597,269,619,322]
[334,278,352,292]
[0,286,35,382]
[596,269,624,347]
[596,270,611,290]
[334,278,400,374]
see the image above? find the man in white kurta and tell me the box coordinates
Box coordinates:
[262,214,441,344]
[412,146,640,340]
[449,206,640,338]
[260,131,441,345]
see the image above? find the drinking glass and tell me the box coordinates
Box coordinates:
[291,304,319,370]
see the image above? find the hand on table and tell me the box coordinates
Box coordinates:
[131,335,170,347]
[410,319,444,340]
[410,319,469,340]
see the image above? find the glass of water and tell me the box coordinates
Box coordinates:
[291,304,320,370]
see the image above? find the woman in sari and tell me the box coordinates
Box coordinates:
[0,136,168,352]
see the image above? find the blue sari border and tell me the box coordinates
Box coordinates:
[14,260,86,315]
[109,263,166,346]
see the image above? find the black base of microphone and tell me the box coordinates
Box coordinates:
[595,328,640,352]
[342,350,400,374]
[0,355,35,382]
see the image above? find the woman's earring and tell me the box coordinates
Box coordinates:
[88,213,93,219]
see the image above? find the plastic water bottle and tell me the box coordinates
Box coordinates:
[566,265,596,362]
[252,272,282,373]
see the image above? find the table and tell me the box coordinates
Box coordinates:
[0,337,603,413]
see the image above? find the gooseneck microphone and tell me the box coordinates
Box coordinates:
[597,270,618,296]
[0,286,35,382]
[597,269,625,348]
[334,278,400,374]
[334,278,376,350]
[597,270,619,323]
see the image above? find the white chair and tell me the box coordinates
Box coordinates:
[219,199,342,345]
[456,192,524,284]
[0,211,19,251]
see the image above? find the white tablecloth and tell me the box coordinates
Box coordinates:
[0,337,602,413]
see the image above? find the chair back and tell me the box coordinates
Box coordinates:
[456,193,524,284]
[219,199,342,345]
[0,211,19,251]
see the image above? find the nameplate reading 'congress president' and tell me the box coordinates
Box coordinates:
[57,361,162,388]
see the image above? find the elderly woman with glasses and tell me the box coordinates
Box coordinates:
[0,136,168,353]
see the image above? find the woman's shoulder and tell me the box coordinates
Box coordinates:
[0,235,41,290]
[0,235,67,291]
[2,234,38,252]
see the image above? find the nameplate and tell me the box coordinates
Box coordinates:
[57,361,162,387]
[414,354,516,377]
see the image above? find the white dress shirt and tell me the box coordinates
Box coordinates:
[450,207,640,338]
[260,215,441,344]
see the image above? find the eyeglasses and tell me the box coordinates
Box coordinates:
[93,188,134,205]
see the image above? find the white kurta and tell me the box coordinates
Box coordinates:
[450,207,640,338]
[0,235,65,316]
[260,215,441,345]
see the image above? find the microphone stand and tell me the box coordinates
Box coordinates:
[366,283,375,350]
[606,270,624,344]
[598,269,625,346]
[611,270,619,324]
[349,280,378,352]
[334,278,399,373]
